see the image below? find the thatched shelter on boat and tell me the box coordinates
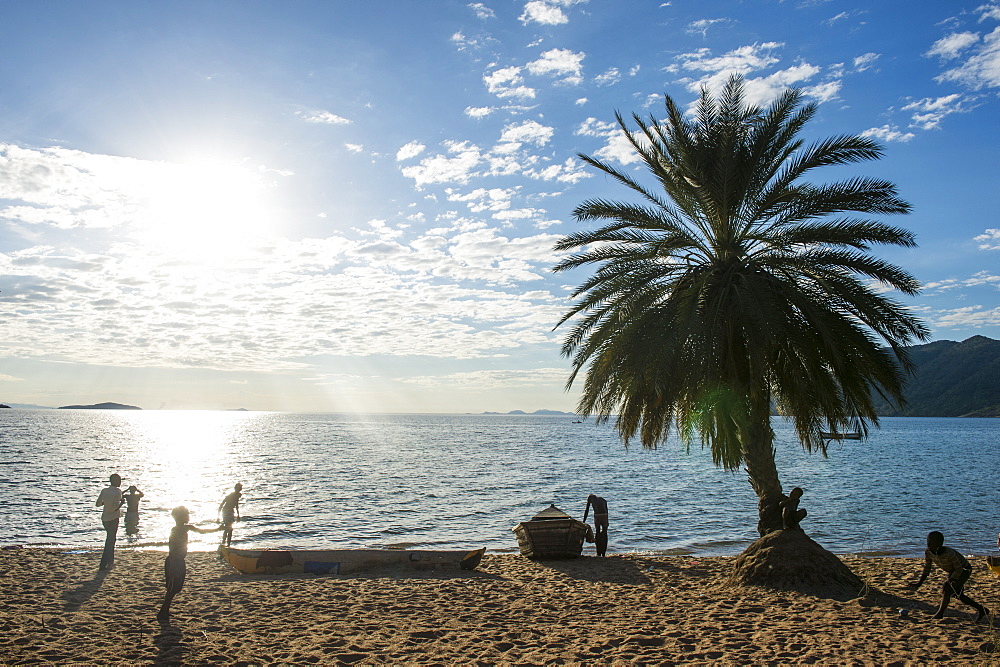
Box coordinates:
[512,504,590,559]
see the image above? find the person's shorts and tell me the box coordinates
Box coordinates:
[222,510,235,527]
[946,567,972,594]
[594,513,609,529]
[165,556,186,595]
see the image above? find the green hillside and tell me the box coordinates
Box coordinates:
[873,335,1000,417]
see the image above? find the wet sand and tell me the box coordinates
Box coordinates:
[2,547,998,664]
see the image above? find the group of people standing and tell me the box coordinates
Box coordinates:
[95,474,244,619]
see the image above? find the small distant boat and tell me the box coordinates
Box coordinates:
[819,431,863,441]
[219,545,486,575]
[512,504,590,559]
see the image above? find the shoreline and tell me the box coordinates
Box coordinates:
[3,548,997,664]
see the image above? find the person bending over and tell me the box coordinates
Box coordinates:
[157,506,222,620]
[910,530,990,622]
[583,494,609,557]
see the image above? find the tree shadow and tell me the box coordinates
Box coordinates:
[153,617,185,666]
[62,569,108,612]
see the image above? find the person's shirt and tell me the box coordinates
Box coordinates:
[167,524,190,559]
[926,546,971,576]
[96,486,123,522]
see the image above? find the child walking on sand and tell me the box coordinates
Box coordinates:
[157,506,221,620]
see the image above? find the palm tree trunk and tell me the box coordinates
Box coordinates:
[744,394,784,536]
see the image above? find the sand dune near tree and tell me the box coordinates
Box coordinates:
[2,547,998,664]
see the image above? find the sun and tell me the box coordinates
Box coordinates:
[130,158,279,258]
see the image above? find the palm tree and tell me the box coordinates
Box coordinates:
[554,76,928,540]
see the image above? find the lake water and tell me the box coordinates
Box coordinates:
[0,410,996,557]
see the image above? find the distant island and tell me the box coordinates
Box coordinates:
[0,404,9,409]
[481,409,575,416]
[57,402,142,410]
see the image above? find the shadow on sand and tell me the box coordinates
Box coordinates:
[153,617,186,665]
[534,555,654,584]
[61,568,109,612]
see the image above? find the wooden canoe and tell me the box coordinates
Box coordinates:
[512,504,590,559]
[819,431,863,440]
[218,545,486,575]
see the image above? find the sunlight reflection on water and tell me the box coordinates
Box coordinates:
[0,410,996,557]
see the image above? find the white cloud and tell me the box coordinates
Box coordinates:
[575,97,588,105]
[465,106,494,119]
[979,3,1000,22]
[594,67,621,86]
[860,125,916,143]
[933,305,1000,328]
[686,18,731,37]
[902,94,972,130]
[396,141,427,162]
[298,110,352,124]
[673,42,783,75]
[498,120,554,146]
[446,187,517,213]
[802,79,842,103]
[526,48,585,84]
[594,132,643,165]
[524,158,591,183]
[853,52,880,71]
[975,228,1000,250]
[575,117,617,137]
[345,143,364,153]
[468,2,495,19]
[484,66,536,99]
[936,26,1000,89]
[399,141,483,188]
[519,0,586,25]
[926,32,980,59]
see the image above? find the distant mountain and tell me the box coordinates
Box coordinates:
[873,335,1000,417]
[58,402,142,410]
[1,403,54,409]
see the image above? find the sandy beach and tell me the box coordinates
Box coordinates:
[2,546,998,665]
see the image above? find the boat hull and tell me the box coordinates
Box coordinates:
[219,545,486,575]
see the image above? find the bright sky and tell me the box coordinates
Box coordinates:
[1,1,998,413]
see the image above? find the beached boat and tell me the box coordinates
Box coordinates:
[218,545,486,575]
[512,504,591,559]
[819,431,863,441]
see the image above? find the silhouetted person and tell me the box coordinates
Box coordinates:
[218,483,242,547]
[95,473,124,570]
[123,485,144,535]
[157,506,222,620]
[779,487,807,530]
[584,494,609,557]
[910,530,990,622]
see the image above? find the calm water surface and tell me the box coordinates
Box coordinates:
[0,410,995,557]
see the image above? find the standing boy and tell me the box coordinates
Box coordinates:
[157,506,222,620]
[218,483,242,547]
[910,530,990,622]
[95,473,124,571]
